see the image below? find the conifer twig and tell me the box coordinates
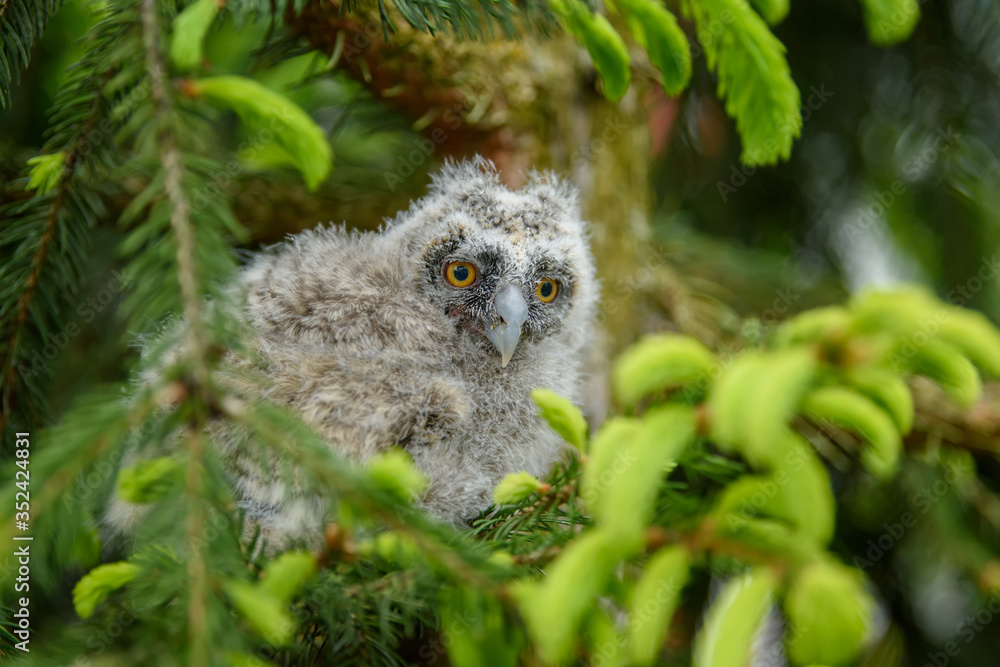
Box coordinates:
[141,0,209,389]
[0,385,163,545]
[140,1,211,664]
[0,69,112,438]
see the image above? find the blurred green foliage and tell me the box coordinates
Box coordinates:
[2,0,1000,665]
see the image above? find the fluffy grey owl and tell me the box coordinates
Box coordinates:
[108,158,597,546]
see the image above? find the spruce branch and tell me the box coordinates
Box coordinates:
[140,0,212,663]
[0,69,111,437]
[182,426,210,667]
[295,0,553,41]
[141,0,209,390]
[1,0,149,446]
[0,0,65,108]
[222,397,506,595]
[682,0,802,164]
[0,384,164,545]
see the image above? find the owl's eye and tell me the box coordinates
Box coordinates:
[444,261,478,288]
[535,278,560,303]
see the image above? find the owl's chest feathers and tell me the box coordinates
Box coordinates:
[256,327,572,478]
[245,237,579,484]
[447,338,577,473]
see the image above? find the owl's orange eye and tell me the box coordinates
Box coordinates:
[445,261,477,288]
[535,278,559,303]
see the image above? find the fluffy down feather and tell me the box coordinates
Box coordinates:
[106,157,598,548]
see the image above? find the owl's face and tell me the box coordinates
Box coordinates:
[386,159,597,369]
[419,228,579,366]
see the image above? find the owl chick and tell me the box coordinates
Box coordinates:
[108,158,598,546]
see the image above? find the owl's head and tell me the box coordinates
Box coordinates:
[384,157,598,368]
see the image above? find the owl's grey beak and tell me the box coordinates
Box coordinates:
[483,283,528,368]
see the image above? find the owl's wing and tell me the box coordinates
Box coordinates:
[242,227,470,460]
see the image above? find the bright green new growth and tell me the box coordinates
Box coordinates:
[73,561,141,619]
[844,366,914,434]
[170,0,220,71]
[742,348,816,464]
[515,529,626,664]
[617,0,693,96]
[784,561,875,665]
[193,76,333,190]
[581,416,642,504]
[777,435,836,544]
[847,288,991,408]
[25,152,66,195]
[682,0,802,165]
[802,386,902,479]
[909,340,983,408]
[223,579,298,646]
[938,309,1000,377]
[613,333,718,404]
[749,0,790,24]
[221,550,316,647]
[0,1,984,664]
[708,351,768,449]
[773,305,852,348]
[115,456,183,503]
[355,531,421,566]
[442,587,524,667]
[367,448,430,503]
[709,428,835,547]
[627,546,691,664]
[531,387,588,450]
[260,551,318,603]
[591,405,697,542]
[43,280,1000,664]
[858,0,921,46]
[693,569,777,667]
[549,0,632,101]
[493,470,546,505]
